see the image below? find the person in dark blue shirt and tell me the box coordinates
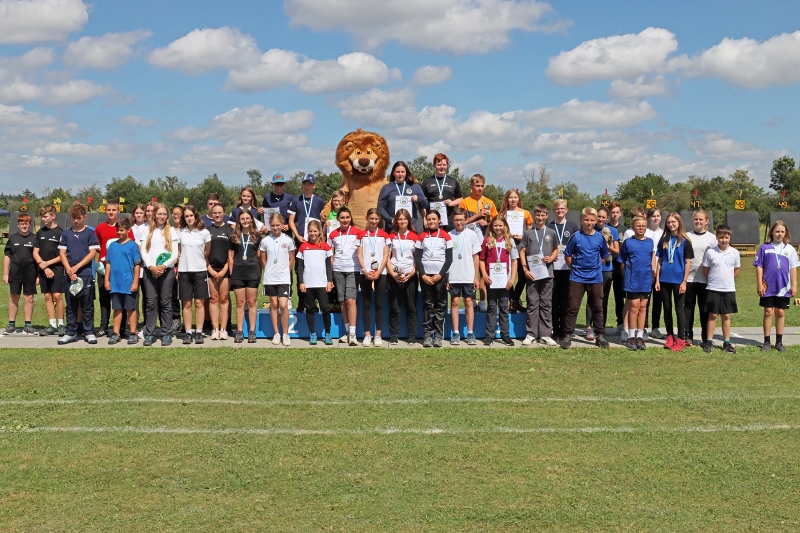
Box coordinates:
[262,172,295,235]
[377,161,429,230]
[618,215,655,350]
[562,207,610,349]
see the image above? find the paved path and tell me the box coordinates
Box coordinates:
[1,327,798,350]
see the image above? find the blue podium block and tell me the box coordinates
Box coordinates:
[245,290,530,339]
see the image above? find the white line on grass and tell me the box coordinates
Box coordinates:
[1,424,797,436]
[2,394,800,407]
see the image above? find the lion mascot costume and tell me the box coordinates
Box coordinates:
[321,129,389,230]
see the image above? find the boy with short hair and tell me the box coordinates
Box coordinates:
[546,199,580,340]
[95,199,133,337]
[201,193,230,227]
[519,204,558,346]
[701,224,740,353]
[104,217,142,344]
[4,213,37,335]
[562,207,610,349]
[58,204,100,345]
[447,208,482,345]
[262,172,295,235]
[459,174,498,237]
[33,205,65,335]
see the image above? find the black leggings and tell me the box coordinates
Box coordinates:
[660,282,686,338]
[360,274,387,334]
[303,287,331,335]
[684,282,709,342]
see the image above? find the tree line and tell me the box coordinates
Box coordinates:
[4,155,796,226]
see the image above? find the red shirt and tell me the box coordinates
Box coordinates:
[95,221,135,261]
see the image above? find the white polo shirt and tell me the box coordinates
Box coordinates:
[702,245,741,292]
[448,228,482,284]
[177,227,211,272]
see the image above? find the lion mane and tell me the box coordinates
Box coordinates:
[321,129,390,229]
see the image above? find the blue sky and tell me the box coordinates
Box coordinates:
[1,0,798,196]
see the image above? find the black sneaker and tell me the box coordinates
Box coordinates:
[636,337,646,350]
[776,342,786,353]
[482,337,493,346]
[501,336,514,346]
[107,334,121,345]
[722,342,736,354]
[234,331,244,343]
[702,340,713,354]
[560,336,572,349]
[595,336,609,349]
[127,335,140,345]
[389,336,399,345]
[194,332,204,344]
[407,337,417,345]
[182,332,193,345]
[94,328,106,338]
[761,342,771,352]
[248,332,257,343]
[627,338,637,351]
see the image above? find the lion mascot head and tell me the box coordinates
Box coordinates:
[322,129,390,230]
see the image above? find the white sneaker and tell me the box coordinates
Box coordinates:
[85,334,97,345]
[272,333,281,345]
[373,336,382,346]
[540,336,558,346]
[363,334,372,347]
[339,334,349,342]
[585,327,595,341]
[348,334,358,346]
[522,334,535,346]
[282,334,291,346]
[620,329,629,342]
[643,329,649,340]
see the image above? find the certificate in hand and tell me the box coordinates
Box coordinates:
[506,210,524,235]
[489,262,508,288]
[432,202,448,226]
[395,195,412,214]
[327,219,340,237]
[527,254,550,279]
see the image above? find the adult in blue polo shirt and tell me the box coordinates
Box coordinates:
[585,206,619,340]
[562,207,610,349]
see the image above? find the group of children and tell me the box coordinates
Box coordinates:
[4,152,797,350]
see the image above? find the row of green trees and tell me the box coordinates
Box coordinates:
[6,156,796,226]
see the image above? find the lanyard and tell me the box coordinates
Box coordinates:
[493,239,505,265]
[775,242,784,269]
[396,231,410,257]
[533,227,544,252]
[434,176,446,198]
[367,229,378,256]
[554,222,566,244]
[456,230,467,257]
[667,236,677,263]
[395,182,406,198]
[303,196,313,220]
[338,226,353,254]
[271,234,281,263]
[242,235,251,259]
[425,229,441,254]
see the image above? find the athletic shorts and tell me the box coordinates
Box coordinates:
[231,279,260,289]
[39,269,65,293]
[264,284,291,298]
[626,291,650,300]
[705,290,738,315]
[111,292,137,310]
[9,281,36,296]
[333,271,360,301]
[177,271,210,300]
[449,283,476,299]
[760,296,791,310]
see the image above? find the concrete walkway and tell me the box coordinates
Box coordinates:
[1,327,798,350]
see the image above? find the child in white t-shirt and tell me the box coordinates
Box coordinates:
[258,213,295,346]
[447,208,481,345]
[701,224,740,354]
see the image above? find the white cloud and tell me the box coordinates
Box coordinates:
[0,0,88,44]
[0,80,45,103]
[0,47,56,71]
[117,115,158,128]
[164,105,314,144]
[148,27,260,74]
[40,79,114,105]
[546,27,677,85]
[411,65,452,85]
[452,154,485,175]
[522,99,658,129]
[226,51,392,94]
[33,141,138,159]
[608,75,671,99]
[64,30,152,70]
[669,31,800,89]
[0,103,77,145]
[684,132,783,161]
[285,0,568,54]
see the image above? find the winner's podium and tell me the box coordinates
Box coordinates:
[244,290,529,339]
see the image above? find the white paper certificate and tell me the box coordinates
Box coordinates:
[264,208,279,222]
[507,211,524,236]
[489,262,508,288]
[394,195,412,214]
[326,219,340,237]
[466,222,482,236]
[432,202,448,226]
[528,254,550,279]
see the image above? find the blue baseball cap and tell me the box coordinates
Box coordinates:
[302,173,316,184]
[271,171,286,183]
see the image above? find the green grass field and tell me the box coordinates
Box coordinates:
[2,263,798,329]
[2,347,800,531]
